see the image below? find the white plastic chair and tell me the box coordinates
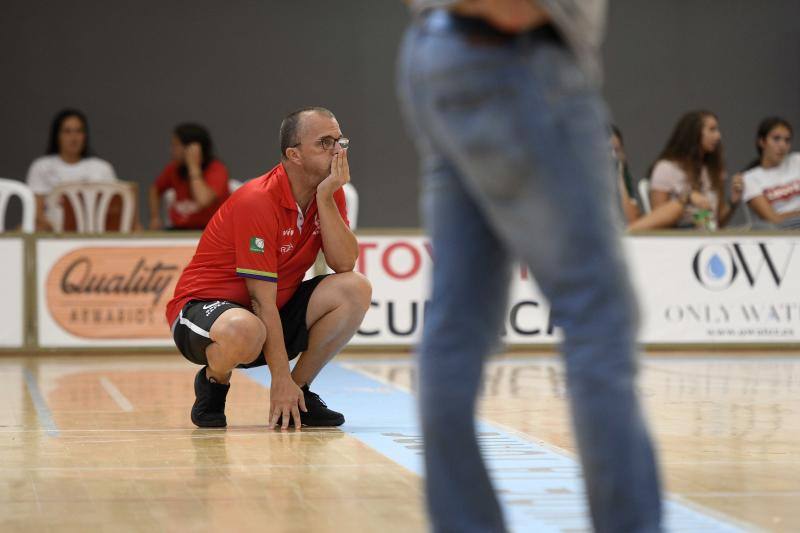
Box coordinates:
[0,178,36,233]
[46,181,136,233]
[161,189,177,228]
[343,182,359,230]
[637,179,651,214]
[229,179,244,193]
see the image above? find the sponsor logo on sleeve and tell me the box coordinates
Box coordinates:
[249,237,265,253]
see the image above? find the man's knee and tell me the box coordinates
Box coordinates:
[332,271,372,312]
[212,311,266,358]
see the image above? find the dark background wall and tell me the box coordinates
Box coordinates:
[2,1,798,228]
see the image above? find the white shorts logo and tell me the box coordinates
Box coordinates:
[202,301,225,316]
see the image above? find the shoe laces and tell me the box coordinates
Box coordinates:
[303,387,327,408]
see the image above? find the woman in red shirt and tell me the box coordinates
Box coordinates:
[149,123,230,230]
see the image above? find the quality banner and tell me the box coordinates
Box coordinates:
[37,238,198,347]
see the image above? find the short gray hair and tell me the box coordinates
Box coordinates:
[279,107,335,159]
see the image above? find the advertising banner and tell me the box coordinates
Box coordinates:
[0,238,25,348]
[352,236,555,345]
[32,233,800,348]
[37,238,198,347]
[353,234,800,346]
[630,235,800,343]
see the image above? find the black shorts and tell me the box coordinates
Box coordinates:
[171,275,329,368]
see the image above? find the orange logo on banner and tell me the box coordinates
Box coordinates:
[46,247,195,339]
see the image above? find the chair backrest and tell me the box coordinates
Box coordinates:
[637,179,652,214]
[343,182,359,230]
[47,181,135,233]
[161,189,177,228]
[0,178,36,233]
[229,179,244,193]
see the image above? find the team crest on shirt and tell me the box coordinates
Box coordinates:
[249,237,264,253]
[280,244,294,254]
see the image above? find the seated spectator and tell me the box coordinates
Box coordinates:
[742,117,800,229]
[26,108,117,231]
[149,123,229,230]
[610,125,641,225]
[629,110,743,231]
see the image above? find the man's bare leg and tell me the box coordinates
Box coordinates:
[205,308,266,383]
[291,271,372,386]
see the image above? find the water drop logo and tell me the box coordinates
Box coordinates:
[693,245,737,290]
[705,253,727,280]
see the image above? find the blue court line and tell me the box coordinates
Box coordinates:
[23,369,59,438]
[240,361,744,533]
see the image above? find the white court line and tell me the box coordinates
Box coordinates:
[99,377,134,412]
[28,471,43,514]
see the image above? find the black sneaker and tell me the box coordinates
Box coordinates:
[301,385,345,426]
[191,366,230,428]
[275,385,345,427]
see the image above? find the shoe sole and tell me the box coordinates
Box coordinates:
[191,410,227,428]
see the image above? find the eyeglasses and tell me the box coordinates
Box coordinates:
[292,136,350,151]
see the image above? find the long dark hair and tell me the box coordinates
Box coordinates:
[745,116,793,170]
[47,108,91,158]
[174,123,215,177]
[652,110,725,205]
[610,124,635,197]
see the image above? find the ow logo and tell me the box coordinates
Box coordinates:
[692,242,795,290]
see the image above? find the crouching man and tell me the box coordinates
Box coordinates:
[166,107,371,429]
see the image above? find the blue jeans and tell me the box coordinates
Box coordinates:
[398,12,662,533]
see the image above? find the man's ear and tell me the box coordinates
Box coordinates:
[284,146,301,165]
[757,138,766,151]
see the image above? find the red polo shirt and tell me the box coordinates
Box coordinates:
[154,160,230,229]
[165,163,348,326]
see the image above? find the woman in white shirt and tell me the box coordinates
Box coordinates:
[629,110,743,231]
[25,109,118,230]
[742,117,800,229]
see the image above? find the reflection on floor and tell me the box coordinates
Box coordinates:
[1,352,797,532]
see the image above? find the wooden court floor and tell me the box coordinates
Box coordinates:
[0,351,797,532]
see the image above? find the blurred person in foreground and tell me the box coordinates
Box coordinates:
[149,123,230,230]
[398,1,662,532]
[166,107,370,430]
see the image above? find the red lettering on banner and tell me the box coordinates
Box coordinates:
[382,242,421,280]
[357,242,378,275]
